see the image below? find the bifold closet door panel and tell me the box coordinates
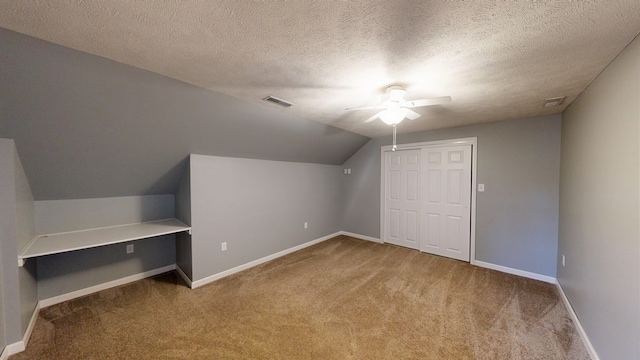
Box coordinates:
[421,145,471,261]
[383,149,421,250]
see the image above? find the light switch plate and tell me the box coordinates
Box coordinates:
[478,184,485,192]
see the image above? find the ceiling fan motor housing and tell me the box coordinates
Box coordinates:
[386,85,407,102]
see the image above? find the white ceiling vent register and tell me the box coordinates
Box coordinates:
[263,96,293,108]
[544,96,566,107]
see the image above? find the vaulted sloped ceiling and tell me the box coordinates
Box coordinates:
[0,29,369,200]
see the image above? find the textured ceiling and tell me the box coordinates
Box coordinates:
[1,1,639,138]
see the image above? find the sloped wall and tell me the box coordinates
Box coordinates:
[0,28,369,201]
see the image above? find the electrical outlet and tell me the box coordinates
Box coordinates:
[126,244,134,254]
[304,222,308,229]
[562,255,565,267]
[221,242,227,251]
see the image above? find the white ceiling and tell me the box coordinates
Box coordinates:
[1,1,639,138]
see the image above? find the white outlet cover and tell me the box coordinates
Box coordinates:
[126,244,134,254]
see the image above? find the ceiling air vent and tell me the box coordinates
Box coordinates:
[544,96,566,107]
[263,96,293,108]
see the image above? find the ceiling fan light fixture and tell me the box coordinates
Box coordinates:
[347,85,450,126]
[379,106,408,125]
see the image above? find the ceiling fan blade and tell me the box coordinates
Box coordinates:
[405,109,421,120]
[345,105,383,111]
[404,96,452,108]
[364,112,381,123]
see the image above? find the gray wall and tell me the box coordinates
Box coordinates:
[0,238,5,351]
[174,165,191,227]
[175,163,192,279]
[190,155,343,281]
[342,115,562,277]
[34,195,177,300]
[0,139,37,345]
[34,195,175,234]
[0,28,369,201]
[14,144,37,336]
[558,35,640,360]
[37,235,175,299]
[0,139,21,345]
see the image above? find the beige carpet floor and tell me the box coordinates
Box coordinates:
[11,236,589,359]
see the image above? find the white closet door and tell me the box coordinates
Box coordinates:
[384,149,421,250]
[421,145,471,261]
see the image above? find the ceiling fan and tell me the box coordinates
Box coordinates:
[346,85,451,150]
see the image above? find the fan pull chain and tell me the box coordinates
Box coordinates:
[392,124,397,151]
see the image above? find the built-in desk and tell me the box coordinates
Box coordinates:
[18,218,191,266]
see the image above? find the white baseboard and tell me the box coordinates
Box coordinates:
[175,265,193,288]
[22,301,39,347]
[4,341,23,357]
[4,301,39,357]
[556,280,599,360]
[39,264,176,308]
[339,231,383,243]
[473,260,556,284]
[191,232,341,289]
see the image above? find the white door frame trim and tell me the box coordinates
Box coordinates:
[380,137,478,264]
